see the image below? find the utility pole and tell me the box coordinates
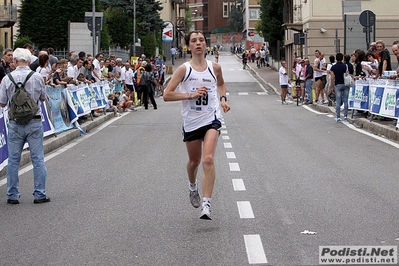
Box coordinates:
[133,0,136,57]
[92,0,96,55]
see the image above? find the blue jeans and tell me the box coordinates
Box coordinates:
[171,54,175,65]
[335,84,349,119]
[305,79,313,102]
[7,119,47,200]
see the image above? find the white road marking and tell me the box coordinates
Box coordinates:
[221,130,228,134]
[326,114,334,118]
[237,201,254,218]
[224,142,233,148]
[226,151,236,159]
[238,92,249,95]
[232,179,246,191]
[229,162,240,171]
[302,105,326,114]
[257,92,268,95]
[0,116,121,187]
[222,136,230,140]
[244,235,268,264]
[344,122,399,149]
[221,125,226,129]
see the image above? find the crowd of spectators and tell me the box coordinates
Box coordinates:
[0,45,167,117]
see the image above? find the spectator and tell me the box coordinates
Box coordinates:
[47,47,58,68]
[106,94,120,117]
[304,58,314,104]
[142,63,158,110]
[0,48,13,82]
[112,71,123,92]
[36,53,50,84]
[0,48,50,204]
[170,46,177,65]
[330,53,349,122]
[376,40,392,77]
[279,61,289,105]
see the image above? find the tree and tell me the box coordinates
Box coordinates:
[227,4,243,33]
[258,0,284,50]
[101,0,164,55]
[18,0,105,49]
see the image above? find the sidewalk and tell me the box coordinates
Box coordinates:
[165,53,399,142]
[243,58,399,142]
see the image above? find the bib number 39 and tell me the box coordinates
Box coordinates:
[196,95,208,106]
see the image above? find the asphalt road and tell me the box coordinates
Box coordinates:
[0,53,398,266]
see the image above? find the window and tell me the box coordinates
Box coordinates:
[4,32,7,49]
[249,9,260,20]
[223,2,229,18]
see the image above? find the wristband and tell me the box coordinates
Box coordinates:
[220,95,227,101]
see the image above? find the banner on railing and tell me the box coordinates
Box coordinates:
[0,81,114,173]
[349,79,399,120]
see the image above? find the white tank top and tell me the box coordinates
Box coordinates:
[178,60,222,132]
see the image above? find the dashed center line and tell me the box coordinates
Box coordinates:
[226,151,236,159]
[232,179,246,191]
[229,162,240,171]
[244,235,268,264]
[224,142,233,148]
[237,201,255,218]
[222,119,267,265]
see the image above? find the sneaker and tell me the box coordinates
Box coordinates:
[344,116,348,121]
[130,107,138,111]
[282,101,288,105]
[323,100,329,104]
[200,204,212,220]
[189,189,201,208]
[33,196,51,204]
[92,112,100,117]
[336,118,342,122]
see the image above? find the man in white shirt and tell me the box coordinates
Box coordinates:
[170,46,177,65]
[92,53,104,81]
[67,55,80,82]
[279,61,289,105]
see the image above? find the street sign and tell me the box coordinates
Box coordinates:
[359,10,375,49]
[162,21,173,43]
[359,10,375,27]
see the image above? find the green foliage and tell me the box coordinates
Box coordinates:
[13,36,33,49]
[259,0,284,48]
[18,0,105,49]
[101,0,164,47]
[104,7,132,47]
[211,27,231,34]
[100,23,111,49]
[185,8,193,30]
[140,32,157,57]
[227,4,243,32]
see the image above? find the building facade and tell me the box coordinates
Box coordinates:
[242,0,262,47]
[283,0,399,76]
[0,0,17,50]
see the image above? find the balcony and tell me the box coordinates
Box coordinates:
[0,5,17,28]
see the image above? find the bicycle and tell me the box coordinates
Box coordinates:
[295,85,302,106]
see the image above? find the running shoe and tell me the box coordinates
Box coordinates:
[344,116,348,121]
[200,204,212,220]
[336,118,342,122]
[189,189,201,208]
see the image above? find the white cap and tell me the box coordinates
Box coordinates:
[13,48,31,62]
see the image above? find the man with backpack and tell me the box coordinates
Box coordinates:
[0,48,50,205]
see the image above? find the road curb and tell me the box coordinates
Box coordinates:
[0,113,115,177]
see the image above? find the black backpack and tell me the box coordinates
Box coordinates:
[8,71,39,125]
[139,70,151,87]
